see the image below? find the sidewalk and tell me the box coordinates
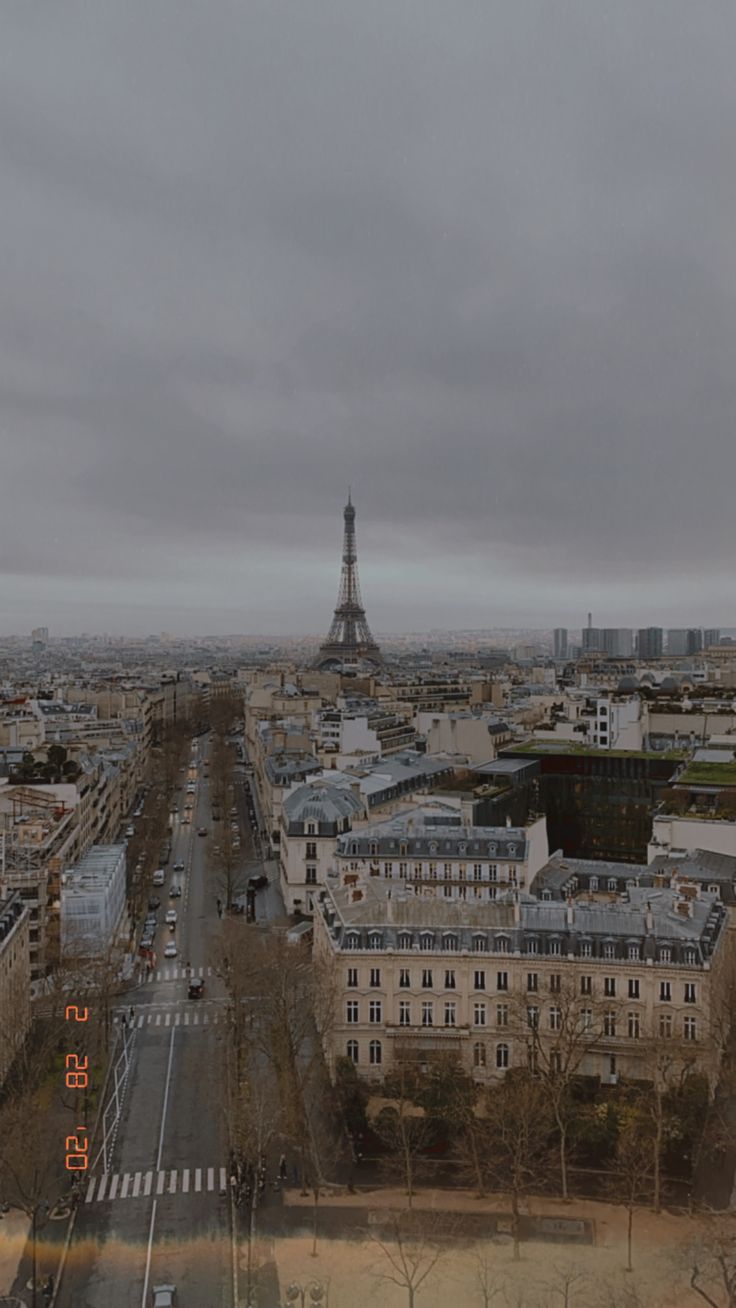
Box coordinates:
[0,1210,30,1296]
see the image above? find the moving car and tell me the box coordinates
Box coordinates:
[169,884,182,898]
[248,874,268,891]
[152,870,165,886]
[197,827,207,837]
[164,941,177,959]
[173,861,185,872]
[148,897,161,910]
[188,977,204,999]
[165,909,177,924]
[152,1284,177,1307]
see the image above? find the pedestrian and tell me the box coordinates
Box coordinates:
[129,1005,135,1023]
[279,1154,287,1181]
[121,1014,127,1030]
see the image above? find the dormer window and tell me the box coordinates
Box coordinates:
[489,843,497,855]
[628,943,640,961]
[350,842,358,856]
[346,932,360,951]
[368,931,383,950]
[589,877,599,892]
[443,933,459,952]
[420,932,435,952]
[607,879,617,892]
[459,843,467,855]
[508,844,516,856]
[398,932,412,950]
[472,935,488,953]
[496,935,509,954]
[370,842,378,857]
[429,841,438,855]
[400,842,408,856]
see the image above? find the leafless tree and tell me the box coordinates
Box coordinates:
[510,976,615,1200]
[607,1109,654,1274]
[683,1217,736,1307]
[483,1073,555,1262]
[471,1249,508,1307]
[371,1054,434,1208]
[535,1262,590,1308]
[0,1090,70,1301]
[368,1209,448,1308]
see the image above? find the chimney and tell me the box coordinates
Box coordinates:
[351,888,363,903]
[386,888,393,923]
[513,894,521,925]
[645,902,654,933]
[566,896,574,928]
[506,815,512,829]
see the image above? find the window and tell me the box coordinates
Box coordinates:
[604,1011,616,1038]
[445,969,456,990]
[550,1051,562,1075]
[628,944,640,961]
[548,939,561,956]
[346,1039,358,1063]
[473,936,488,953]
[659,1013,672,1038]
[527,1005,539,1029]
[496,1043,509,1069]
[444,935,459,953]
[497,971,509,992]
[474,1002,487,1026]
[369,1040,382,1066]
[589,877,599,892]
[684,1016,697,1041]
[580,975,592,996]
[685,949,697,966]
[369,932,383,951]
[347,968,358,988]
[580,941,592,958]
[474,970,486,991]
[399,863,407,879]
[580,1008,593,1031]
[628,979,640,1000]
[659,981,671,1002]
[306,842,317,859]
[628,1012,640,1039]
[496,1003,509,1027]
[473,1041,486,1068]
[421,969,433,988]
[369,1000,382,1024]
[527,973,538,993]
[399,1001,411,1026]
[421,1001,434,1027]
[444,1001,456,1026]
[346,933,360,951]
[603,943,615,960]
[496,936,509,954]
[384,862,393,876]
[526,938,538,956]
[420,933,434,952]
[604,977,616,998]
[708,884,720,897]
[473,864,483,881]
[659,946,671,963]
[306,867,317,885]
[684,983,697,1004]
[398,932,412,950]
[399,969,411,989]
[370,968,381,987]
[550,974,561,993]
[549,1006,562,1031]
[346,1001,359,1024]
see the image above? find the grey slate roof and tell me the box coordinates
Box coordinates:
[284,782,364,827]
[336,809,529,860]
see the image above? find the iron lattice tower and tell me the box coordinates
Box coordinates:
[316,494,382,668]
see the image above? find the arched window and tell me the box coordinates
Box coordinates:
[350,842,358,856]
[369,1040,382,1066]
[473,1041,486,1068]
[370,842,378,857]
[346,1040,358,1064]
[495,1043,509,1069]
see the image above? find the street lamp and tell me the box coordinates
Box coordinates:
[283,1282,327,1308]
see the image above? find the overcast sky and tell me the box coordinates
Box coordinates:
[2,2,735,636]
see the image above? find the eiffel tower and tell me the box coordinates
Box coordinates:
[315,493,382,669]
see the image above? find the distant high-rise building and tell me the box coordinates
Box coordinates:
[637,627,663,660]
[553,628,568,659]
[686,629,703,655]
[704,628,721,648]
[666,629,689,656]
[600,628,634,658]
[581,614,601,653]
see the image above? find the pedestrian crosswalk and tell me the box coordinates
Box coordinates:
[142,964,215,983]
[115,1007,222,1030]
[85,1164,228,1205]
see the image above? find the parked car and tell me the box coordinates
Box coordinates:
[188,977,204,999]
[152,870,165,886]
[126,824,135,837]
[148,897,161,910]
[197,827,207,837]
[248,874,268,891]
[164,941,177,959]
[152,1283,177,1307]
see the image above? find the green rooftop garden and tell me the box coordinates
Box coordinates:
[508,740,686,760]
[677,762,736,787]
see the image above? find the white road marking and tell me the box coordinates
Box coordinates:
[182,1168,190,1193]
[195,1167,202,1192]
[144,1171,153,1197]
[85,1176,96,1203]
[120,1174,131,1199]
[219,1166,227,1192]
[156,1170,165,1195]
[207,1167,214,1191]
[99,1174,111,1202]
[132,1172,142,1198]
[169,1170,177,1194]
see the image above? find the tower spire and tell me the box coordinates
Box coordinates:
[315,496,382,669]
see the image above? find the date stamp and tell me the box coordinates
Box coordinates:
[64,1004,90,1172]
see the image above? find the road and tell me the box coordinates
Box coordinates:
[52,735,242,1308]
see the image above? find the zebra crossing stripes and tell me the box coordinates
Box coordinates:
[143,964,214,983]
[133,1010,219,1029]
[85,1165,228,1205]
